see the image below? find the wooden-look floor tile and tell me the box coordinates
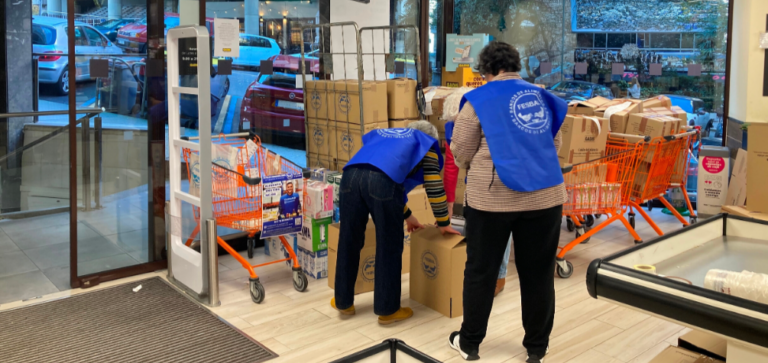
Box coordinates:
[551,297,617,339]
[594,317,683,362]
[242,309,331,341]
[271,330,373,363]
[260,338,292,355]
[628,341,671,363]
[566,349,624,363]
[543,320,623,363]
[596,306,651,330]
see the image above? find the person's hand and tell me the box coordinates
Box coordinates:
[405,215,424,233]
[447,202,454,218]
[439,225,462,236]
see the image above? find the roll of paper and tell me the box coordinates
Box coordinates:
[704,269,768,304]
[634,265,657,275]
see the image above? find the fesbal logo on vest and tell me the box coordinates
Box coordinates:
[376,128,414,139]
[508,90,551,135]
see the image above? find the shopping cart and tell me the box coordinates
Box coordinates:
[555,141,644,278]
[624,130,699,236]
[180,132,309,304]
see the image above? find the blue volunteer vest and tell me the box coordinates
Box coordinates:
[460,79,568,192]
[445,121,454,146]
[344,128,443,197]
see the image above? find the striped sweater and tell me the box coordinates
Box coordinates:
[403,151,451,227]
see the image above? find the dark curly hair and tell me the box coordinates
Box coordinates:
[475,41,522,76]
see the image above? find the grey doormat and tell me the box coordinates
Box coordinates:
[0,277,277,363]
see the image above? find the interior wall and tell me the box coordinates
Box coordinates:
[329,0,390,80]
[729,0,768,123]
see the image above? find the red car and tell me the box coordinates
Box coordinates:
[240,55,320,136]
[116,13,214,53]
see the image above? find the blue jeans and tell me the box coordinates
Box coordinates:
[498,236,512,279]
[334,166,405,316]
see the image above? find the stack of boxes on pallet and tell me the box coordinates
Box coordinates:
[386,78,420,128]
[305,80,389,170]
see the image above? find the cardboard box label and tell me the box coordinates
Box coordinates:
[307,119,338,158]
[333,81,388,124]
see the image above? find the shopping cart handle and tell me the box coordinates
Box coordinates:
[303,169,312,179]
[561,165,573,174]
[242,175,261,186]
[181,136,190,141]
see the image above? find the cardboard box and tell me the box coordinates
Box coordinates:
[678,330,727,362]
[386,78,419,120]
[424,86,456,132]
[644,106,689,126]
[721,205,768,222]
[333,80,388,124]
[410,227,466,318]
[725,149,747,207]
[611,133,654,162]
[264,234,299,266]
[441,66,486,88]
[298,216,333,252]
[305,80,334,120]
[307,118,338,158]
[747,123,768,213]
[626,114,681,138]
[299,247,328,279]
[307,153,336,170]
[389,119,418,129]
[407,188,431,212]
[596,99,643,133]
[335,121,388,161]
[328,222,376,294]
[648,346,705,363]
[558,115,609,166]
[643,95,673,109]
[567,96,613,116]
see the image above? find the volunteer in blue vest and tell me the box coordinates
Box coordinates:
[446,41,568,363]
[331,121,461,325]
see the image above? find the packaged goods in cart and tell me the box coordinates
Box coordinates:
[306,181,334,219]
[600,183,621,209]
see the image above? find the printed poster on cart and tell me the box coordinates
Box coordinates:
[261,173,304,239]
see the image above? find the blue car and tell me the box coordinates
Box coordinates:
[94,19,134,42]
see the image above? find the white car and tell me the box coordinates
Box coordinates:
[231,34,281,68]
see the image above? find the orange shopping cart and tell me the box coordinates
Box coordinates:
[623,130,699,237]
[555,142,644,278]
[180,132,309,304]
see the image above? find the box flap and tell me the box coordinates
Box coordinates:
[411,227,465,250]
[648,346,702,363]
[678,330,727,361]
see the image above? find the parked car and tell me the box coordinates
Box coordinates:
[117,13,214,53]
[33,16,124,95]
[548,80,614,102]
[94,18,134,42]
[232,34,281,68]
[240,69,317,136]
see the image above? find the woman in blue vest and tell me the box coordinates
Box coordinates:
[331,121,460,325]
[446,42,568,363]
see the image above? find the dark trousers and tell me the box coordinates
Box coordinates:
[459,204,562,356]
[334,166,405,316]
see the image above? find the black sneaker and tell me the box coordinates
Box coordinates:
[448,331,480,361]
[526,347,549,363]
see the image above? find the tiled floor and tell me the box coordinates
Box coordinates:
[0,209,696,363]
[0,187,149,304]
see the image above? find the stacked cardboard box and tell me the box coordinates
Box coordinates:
[566,96,612,116]
[386,78,419,121]
[595,99,643,133]
[441,66,486,88]
[642,95,673,109]
[424,86,457,142]
[644,106,689,126]
[558,115,610,167]
[332,80,389,166]
[625,113,683,139]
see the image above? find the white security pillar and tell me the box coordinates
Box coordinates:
[108,0,122,20]
[244,0,260,35]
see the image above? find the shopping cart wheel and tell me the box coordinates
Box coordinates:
[595,214,602,219]
[629,215,636,230]
[566,218,575,232]
[556,260,574,279]
[690,216,698,224]
[249,278,265,304]
[585,215,595,227]
[247,238,255,259]
[647,202,653,212]
[576,227,591,243]
[293,268,308,292]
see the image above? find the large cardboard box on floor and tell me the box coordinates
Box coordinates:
[332,80,388,124]
[558,115,609,166]
[626,113,682,138]
[305,80,334,120]
[678,330,727,362]
[410,226,466,318]
[595,99,643,133]
[566,96,612,116]
[335,121,388,161]
[747,123,768,213]
[387,78,419,120]
[648,346,720,363]
[721,205,768,222]
[306,118,338,158]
